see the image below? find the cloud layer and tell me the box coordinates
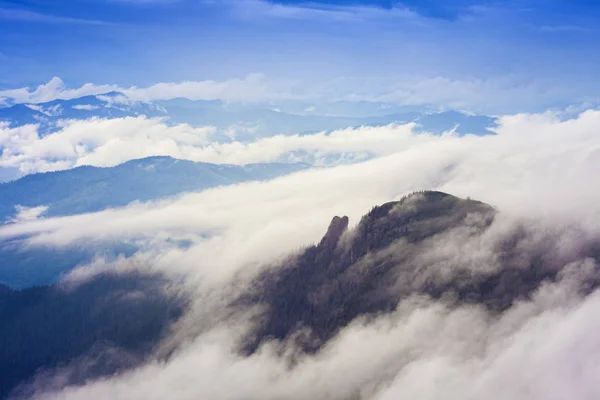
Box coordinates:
[0,75,286,106]
[0,115,427,175]
[32,279,600,400]
[2,74,593,114]
[3,107,600,399]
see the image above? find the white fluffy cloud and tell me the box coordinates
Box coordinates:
[0,115,426,174]
[0,117,217,174]
[0,77,117,105]
[2,109,600,265]
[121,73,282,103]
[71,104,100,111]
[6,205,48,224]
[1,74,589,114]
[4,108,600,399]
[30,266,600,400]
[2,109,600,207]
[0,74,289,106]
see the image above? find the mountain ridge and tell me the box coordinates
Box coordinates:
[0,157,311,289]
[2,191,600,397]
[240,191,600,354]
[0,156,310,223]
[0,92,498,138]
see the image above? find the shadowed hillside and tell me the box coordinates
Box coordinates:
[0,273,186,399]
[0,157,310,223]
[5,191,600,399]
[241,191,600,354]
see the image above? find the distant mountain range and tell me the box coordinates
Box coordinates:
[0,92,498,138]
[0,92,165,135]
[0,156,310,224]
[0,156,310,289]
[0,93,498,289]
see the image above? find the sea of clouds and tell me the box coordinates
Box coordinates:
[2,107,600,399]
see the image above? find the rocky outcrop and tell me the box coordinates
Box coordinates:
[318,216,349,251]
[240,191,600,354]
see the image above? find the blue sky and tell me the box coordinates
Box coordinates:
[1,0,600,112]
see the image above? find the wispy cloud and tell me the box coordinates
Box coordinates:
[0,74,299,105]
[213,0,422,23]
[0,77,118,104]
[1,74,592,114]
[4,106,600,400]
[257,0,481,21]
[539,25,591,33]
[0,8,109,25]
[1,108,600,216]
[106,0,183,4]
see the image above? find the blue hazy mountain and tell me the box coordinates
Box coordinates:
[0,156,310,223]
[158,98,497,138]
[0,156,310,288]
[363,110,497,136]
[156,98,367,139]
[0,92,165,134]
[0,240,138,291]
[266,100,435,118]
[0,93,497,138]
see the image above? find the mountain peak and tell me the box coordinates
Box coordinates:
[96,91,127,98]
[318,215,349,250]
[124,155,177,165]
[242,192,498,354]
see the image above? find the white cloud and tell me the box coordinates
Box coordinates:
[6,205,48,224]
[121,73,282,103]
[0,116,218,174]
[25,103,63,116]
[72,104,100,111]
[24,104,45,113]
[30,272,600,400]
[539,25,591,33]
[1,74,586,114]
[107,0,181,3]
[0,8,108,25]
[1,109,600,203]
[220,0,421,23]
[0,74,290,106]
[4,107,600,399]
[317,74,575,114]
[0,77,118,105]
[2,109,600,258]
[0,115,426,175]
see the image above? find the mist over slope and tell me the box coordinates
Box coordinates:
[5,191,600,400]
[241,191,600,356]
[4,0,600,396]
[0,272,186,400]
[0,108,600,399]
[0,156,310,223]
[242,191,497,353]
[0,157,309,289]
